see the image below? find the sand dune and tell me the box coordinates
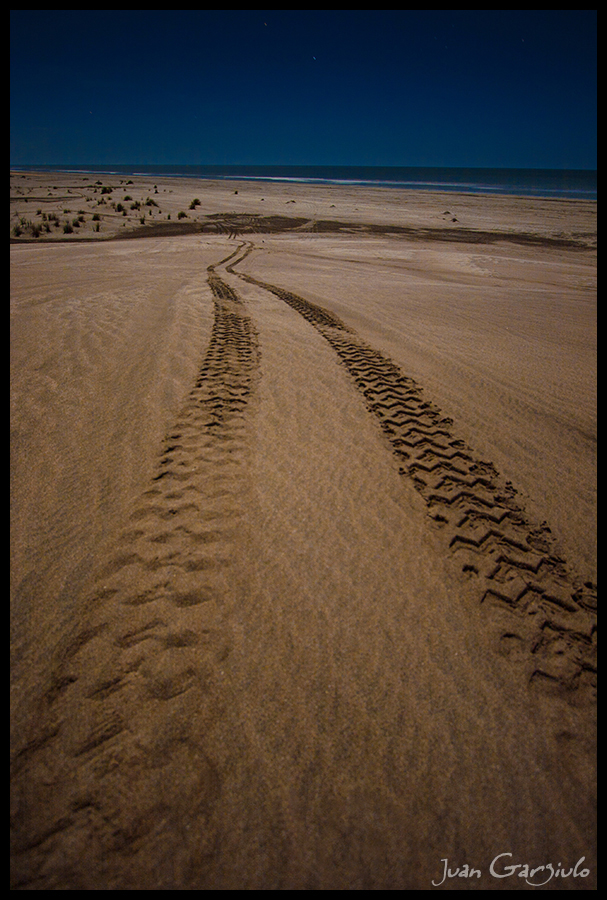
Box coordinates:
[10,175,596,889]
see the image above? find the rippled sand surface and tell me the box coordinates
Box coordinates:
[11,174,596,889]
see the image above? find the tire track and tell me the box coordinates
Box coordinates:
[232,245,596,705]
[10,245,260,889]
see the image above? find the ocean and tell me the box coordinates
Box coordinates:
[10,165,597,201]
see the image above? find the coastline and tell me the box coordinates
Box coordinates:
[11,170,596,889]
[10,163,598,199]
[10,170,598,248]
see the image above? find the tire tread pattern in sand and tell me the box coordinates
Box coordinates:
[10,245,260,889]
[233,245,596,706]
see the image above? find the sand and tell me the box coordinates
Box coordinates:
[10,172,597,889]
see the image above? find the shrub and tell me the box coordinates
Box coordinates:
[145,198,159,207]
[130,201,141,210]
[101,186,113,194]
[63,222,73,234]
[177,211,187,219]
[12,225,22,237]
[92,213,100,221]
[189,198,201,209]
[72,218,81,228]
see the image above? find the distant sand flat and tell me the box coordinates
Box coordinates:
[10,173,596,889]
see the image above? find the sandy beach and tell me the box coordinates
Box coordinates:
[10,172,596,889]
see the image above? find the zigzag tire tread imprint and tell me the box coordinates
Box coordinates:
[10,242,596,888]
[10,245,260,888]
[233,244,596,706]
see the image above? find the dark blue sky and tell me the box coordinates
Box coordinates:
[10,10,596,169]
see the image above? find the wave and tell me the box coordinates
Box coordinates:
[10,165,597,200]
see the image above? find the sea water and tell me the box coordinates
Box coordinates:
[10,164,597,201]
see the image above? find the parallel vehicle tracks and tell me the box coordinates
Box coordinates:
[11,241,595,889]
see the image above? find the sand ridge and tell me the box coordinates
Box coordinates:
[10,175,596,889]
